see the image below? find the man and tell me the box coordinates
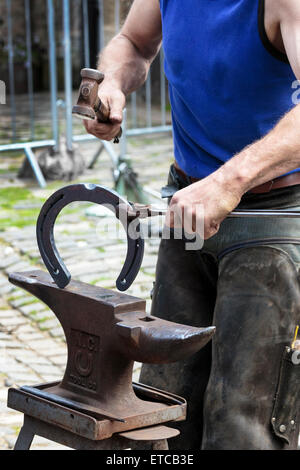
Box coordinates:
[85,0,300,450]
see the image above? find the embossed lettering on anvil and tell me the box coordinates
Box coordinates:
[69,329,100,392]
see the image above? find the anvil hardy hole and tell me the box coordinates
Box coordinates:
[70,414,74,420]
[30,275,37,278]
[139,316,155,322]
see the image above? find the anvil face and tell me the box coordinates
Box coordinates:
[9,270,215,421]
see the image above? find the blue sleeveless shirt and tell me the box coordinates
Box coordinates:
[160,0,297,179]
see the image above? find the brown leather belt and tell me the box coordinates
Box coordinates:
[174,162,300,194]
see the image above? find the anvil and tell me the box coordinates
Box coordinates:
[9,270,215,424]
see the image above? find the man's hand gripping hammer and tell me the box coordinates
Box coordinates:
[72,68,123,144]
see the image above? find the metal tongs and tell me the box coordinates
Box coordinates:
[127,204,300,220]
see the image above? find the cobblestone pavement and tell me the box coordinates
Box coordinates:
[0,134,173,450]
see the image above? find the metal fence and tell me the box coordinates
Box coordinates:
[0,0,171,187]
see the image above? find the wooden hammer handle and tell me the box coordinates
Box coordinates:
[95,98,110,123]
[95,99,123,142]
[82,68,122,142]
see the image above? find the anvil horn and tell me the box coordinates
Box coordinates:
[115,319,215,364]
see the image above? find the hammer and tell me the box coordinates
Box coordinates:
[72,68,123,144]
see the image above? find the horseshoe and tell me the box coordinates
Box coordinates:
[36,184,144,291]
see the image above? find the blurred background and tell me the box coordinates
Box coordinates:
[0,0,171,151]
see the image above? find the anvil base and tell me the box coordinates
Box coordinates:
[8,381,185,449]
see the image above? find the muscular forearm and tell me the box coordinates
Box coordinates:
[97,33,152,96]
[215,103,300,195]
[97,0,161,97]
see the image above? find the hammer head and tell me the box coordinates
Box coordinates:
[72,68,108,122]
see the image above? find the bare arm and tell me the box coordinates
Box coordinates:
[168,0,300,239]
[84,0,162,141]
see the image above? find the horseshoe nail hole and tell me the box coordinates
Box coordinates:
[139,316,156,322]
[53,269,59,275]
[120,279,127,286]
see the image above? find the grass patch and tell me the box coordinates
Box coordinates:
[12,426,21,435]
[0,187,33,209]
[0,215,37,229]
[35,316,52,324]
[27,310,38,317]
[29,257,40,265]
[0,165,19,175]
[7,295,20,302]
[0,305,11,310]
[16,298,39,308]
[0,149,24,158]
[90,276,112,285]
[0,187,44,230]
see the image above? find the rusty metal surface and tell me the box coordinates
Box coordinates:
[8,382,186,441]
[15,415,168,450]
[36,184,144,291]
[8,269,214,430]
[8,387,99,441]
[20,386,125,422]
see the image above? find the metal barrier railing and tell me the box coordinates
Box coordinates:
[0,0,171,188]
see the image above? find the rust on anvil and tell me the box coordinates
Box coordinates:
[8,270,215,425]
[7,382,186,441]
